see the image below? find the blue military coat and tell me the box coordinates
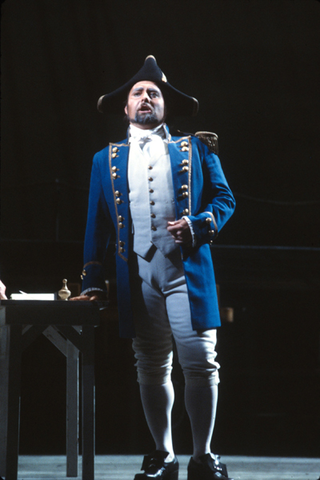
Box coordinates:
[82,126,235,338]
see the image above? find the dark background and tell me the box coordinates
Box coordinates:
[1,0,319,458]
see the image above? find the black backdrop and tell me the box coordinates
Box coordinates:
[1,0,320,458]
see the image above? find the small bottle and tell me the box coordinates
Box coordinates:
[58,279,71,301]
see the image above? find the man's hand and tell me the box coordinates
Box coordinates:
[0,280,7,300]
[167,219,192,247]
[70,291,106,302]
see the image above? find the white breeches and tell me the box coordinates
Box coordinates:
[131,247,220,387]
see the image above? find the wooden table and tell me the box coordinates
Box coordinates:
[0,300,103,480]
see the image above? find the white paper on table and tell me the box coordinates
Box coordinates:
[10,293,55,300]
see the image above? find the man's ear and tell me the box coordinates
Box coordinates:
[124,105,128,115]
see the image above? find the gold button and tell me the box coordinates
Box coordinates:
[119,222,124,229]
[181,146,189,152]
[182,209,189,215]
[115,191,121,197]
[182,192,188,198]
[206,217,212,224]
[82,269,87,276]
[112,146,119,153]
[116,198,122,204]
[151,225,157,231]
[181,141,188,147]
[111,153,118,158]
[209,229,215,236]
[112,173,118,179]
[119,247,125,253]
[181,185,188,190]
[111,166,118,172]
[181,166,189,173]
[148,177,153,182]
[182,159,189,165]
[151,213,156,218]
[150,200,155,205]
[119,241,125,246]
[118,216,124,222]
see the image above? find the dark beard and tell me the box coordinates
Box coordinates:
[133,111,160,126]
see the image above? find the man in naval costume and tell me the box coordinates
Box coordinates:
[73,56,236,480]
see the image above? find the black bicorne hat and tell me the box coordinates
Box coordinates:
[97,55,199,117]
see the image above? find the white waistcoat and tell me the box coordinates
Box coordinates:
[128,134,177,258]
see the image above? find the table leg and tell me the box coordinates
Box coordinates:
[67,340,79,477]
[5,324,22,480]
[0,325,9,477]
[81,326,95,480]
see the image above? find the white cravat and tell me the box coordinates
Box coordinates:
[129,123,167,141]
[129,124,168,156]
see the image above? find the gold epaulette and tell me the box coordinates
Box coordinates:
[195,131,219,154]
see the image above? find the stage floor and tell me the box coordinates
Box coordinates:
[13,455,320,480]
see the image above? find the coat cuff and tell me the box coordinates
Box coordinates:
[81,287,105,296]
[81,261,107,292]
[182,216,196,247]
[187,211,218,246]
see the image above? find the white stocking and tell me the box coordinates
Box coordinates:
[139,382,175,460]
[184,384,218,461]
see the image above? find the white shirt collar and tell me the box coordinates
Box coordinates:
[129,123,169,143]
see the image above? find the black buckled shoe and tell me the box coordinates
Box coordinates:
[134,450,179,479]
[188,454,234,480]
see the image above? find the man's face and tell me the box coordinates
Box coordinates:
[125,81,165,130]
